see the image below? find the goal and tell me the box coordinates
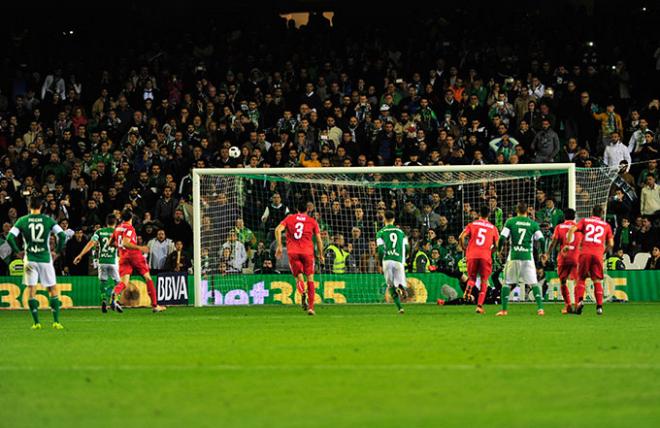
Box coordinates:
[192,164,618,307]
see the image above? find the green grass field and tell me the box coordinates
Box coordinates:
[1,303,659,428]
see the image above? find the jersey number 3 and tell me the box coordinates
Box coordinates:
[293,222,304,240]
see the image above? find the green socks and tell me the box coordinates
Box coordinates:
[499,285,543,311]
[501,285,511,310]
[28,298,39,324]
[532,285,544,310]
[29,296,62,324]
[100,281,111,303]
[49,296,61,323]
[390,287,402,311]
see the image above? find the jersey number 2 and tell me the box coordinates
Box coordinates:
[100,237,110,253]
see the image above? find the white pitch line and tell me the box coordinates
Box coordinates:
[0,363,657,372]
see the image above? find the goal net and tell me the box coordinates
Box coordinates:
[193,164,618,307]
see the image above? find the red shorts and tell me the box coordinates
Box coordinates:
[578,254,603,280]
[119,254,150,277]
[288,253,315,276]
[467,257,492,280]
[557,261,578,281]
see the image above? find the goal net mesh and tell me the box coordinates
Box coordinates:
[196,166,618,305]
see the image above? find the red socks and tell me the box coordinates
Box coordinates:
[465,279,475,299]
[477,282,487,306]
[146,279,158,307]
[560,283,572,306]
[594,282,603,306]
[574,280,586,305]
[307,281,315,310]
[574,280,603,305]
[113,282,127,296]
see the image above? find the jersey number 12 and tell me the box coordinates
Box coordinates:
[28,223,45,243]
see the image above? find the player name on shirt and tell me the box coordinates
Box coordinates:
[472,220,495,229]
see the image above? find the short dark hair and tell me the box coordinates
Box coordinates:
[121,209,133,222]
[564,208,576,220]
[479,205,490,218]
[297,201,308,213]
[592,205,604,217]
[384,210,396,221]
[106,214,117,226]
[516,202,528,214]
[29,196,43,210]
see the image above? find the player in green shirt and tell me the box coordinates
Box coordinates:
[7,197,67,330]
[376,210,410,314]
[496,202,545,316]
[74,214,120,313]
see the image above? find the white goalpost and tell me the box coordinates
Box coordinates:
[192,164,617,307]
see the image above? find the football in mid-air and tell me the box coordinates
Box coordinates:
[229,146,241,158]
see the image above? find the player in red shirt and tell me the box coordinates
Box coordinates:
[110,209,166,313]
[274,201,325,315]
[545,208,582,314]
[567,205,614,315]
[458,205,499,314]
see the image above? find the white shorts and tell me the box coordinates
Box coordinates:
[504,260,537,285]
[24,261,57,288]
[382,260,407,288]
[98,263,120,282]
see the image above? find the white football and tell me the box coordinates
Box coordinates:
[229,146,241,158]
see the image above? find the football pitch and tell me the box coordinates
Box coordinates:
[1,303,659,428]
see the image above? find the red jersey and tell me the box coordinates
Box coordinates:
[280,213,319,256]
[111,222,140,258]
[552,220,582,263]
[575,216,613,257]
[462,219,498,260]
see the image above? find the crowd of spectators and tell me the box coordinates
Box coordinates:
[1,5,659,277]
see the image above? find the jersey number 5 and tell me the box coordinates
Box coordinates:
[475,228,487,246]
